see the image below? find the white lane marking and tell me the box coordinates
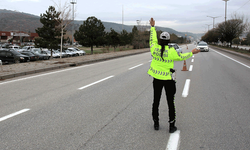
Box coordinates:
[166,130,181,150]
[192,55,194,58]
[213,49,250,69]
[191,59,194,62]
[129,63,143,70]
[0,109,30,122]
[78,76,114,90]
[0,64,95,85]
[149,60,152,62]
[182,79,191,97]
[189,65,193,71]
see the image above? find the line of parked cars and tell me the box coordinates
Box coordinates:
[0,45,86,64]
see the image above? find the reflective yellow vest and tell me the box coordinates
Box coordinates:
[148,27,193,80]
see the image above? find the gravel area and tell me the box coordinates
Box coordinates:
[0,48,149,80]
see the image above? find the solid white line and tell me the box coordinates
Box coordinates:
[213,49,250,69]
[129,63,143,70]
[0,109,30,122]
[191,59,194,62]
[166,130,181,150]
[189,65,193,71]
[0,64,95,85]
[78,75,114,90]
[182,79,191,97]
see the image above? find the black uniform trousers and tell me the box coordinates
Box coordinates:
[152,78,176,123]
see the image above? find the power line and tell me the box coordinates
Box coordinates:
[235,0,250,12]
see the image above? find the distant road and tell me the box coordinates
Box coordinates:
[1,44,250,149]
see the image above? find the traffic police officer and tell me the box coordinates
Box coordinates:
[148,18,200,133]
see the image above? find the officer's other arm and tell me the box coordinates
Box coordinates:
[192,48,200,54]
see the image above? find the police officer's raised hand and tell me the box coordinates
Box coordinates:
[150,18,155,27]
[192,48,200,54]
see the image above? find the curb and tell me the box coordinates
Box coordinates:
[0,50,149,80]
[209,45,250,60]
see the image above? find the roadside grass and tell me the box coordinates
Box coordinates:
[78,45,135,55]
[210,44,250,56]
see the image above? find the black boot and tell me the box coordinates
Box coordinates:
[169,121,177,133]
[154,120,159,130]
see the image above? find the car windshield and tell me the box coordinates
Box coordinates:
[22,46,29,49]
[10,50,22,55]
[198,44,207,46]
[32,48,42,53]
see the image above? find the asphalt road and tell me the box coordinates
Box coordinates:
[0,44,250,150]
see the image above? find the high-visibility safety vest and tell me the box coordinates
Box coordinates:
[148,27,193,80]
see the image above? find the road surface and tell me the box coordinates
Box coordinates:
[0,44,250,149]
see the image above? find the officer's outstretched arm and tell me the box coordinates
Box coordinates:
[149,18,158,49]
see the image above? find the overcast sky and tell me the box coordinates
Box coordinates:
[1,0,250,33]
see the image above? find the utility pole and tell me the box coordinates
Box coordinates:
[122,5,124,31]
[205,24,212,32]
[70,0,76,46]
[222,0,229,22]
[207,16,220,29]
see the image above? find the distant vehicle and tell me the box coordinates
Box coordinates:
[168,43,183,53]
[63,49,76,57]
[53,49,68,58]
[18,45,35,52]
[196,42,209,52]
[0,49,30,64]
[41,49,60,58]
[67,47,85,56]
[7,45,20,50]
[20,51,39,61]
[30,48,49,60]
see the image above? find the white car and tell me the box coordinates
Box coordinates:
[168,43,182,53]
[196,42,209,52]
[68,47,85,56]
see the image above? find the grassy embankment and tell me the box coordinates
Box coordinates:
[78,46,135,55]
[210,44,250,56]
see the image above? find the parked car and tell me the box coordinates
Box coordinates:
[53,49,68,58]
[0,49,30,64]
[7,45,20,51]
[18,45,35,52]
[20,51,39,61]
[67,48,80,56]
[30,48,50,60]
[68,47,86,55]
[63,49,76,57]
[196,42,209,52]
[68,47,86,56]
[168,43,183,53]
[41,49,60,58]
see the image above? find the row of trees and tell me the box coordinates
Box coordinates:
[201,14,250,47]
[34,4,188,57]
[74,16,135,54]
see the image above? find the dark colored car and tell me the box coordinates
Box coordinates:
[21,51,39,61]
[0,49,30,64]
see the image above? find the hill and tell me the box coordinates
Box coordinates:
[0,9,203,39]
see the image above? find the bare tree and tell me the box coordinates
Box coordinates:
[52,0,72,58]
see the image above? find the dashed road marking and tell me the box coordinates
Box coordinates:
[189,65,193,71]
[0,109,30,122]
[182,79,191,97]
[129,64,143,70]
[166,130,181,150]
[78,76,114,90]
